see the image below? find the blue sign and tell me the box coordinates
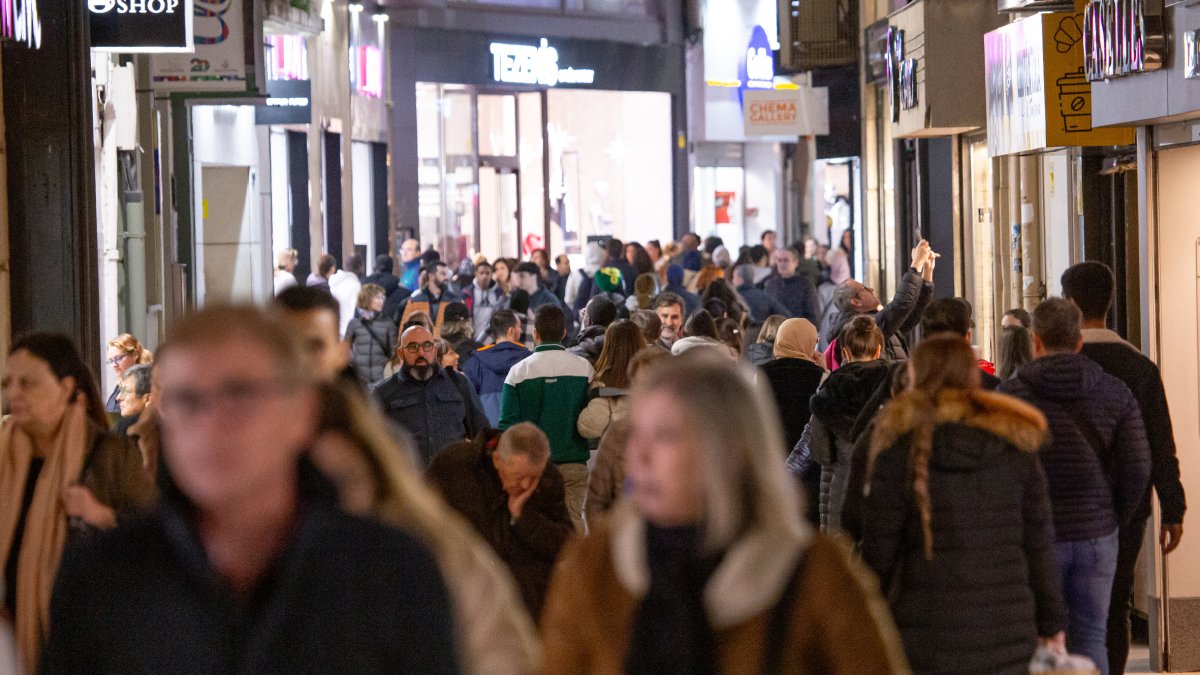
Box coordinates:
[739,25,774,106]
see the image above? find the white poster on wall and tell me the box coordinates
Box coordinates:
[149,0,247,91]
[743,88,829,138]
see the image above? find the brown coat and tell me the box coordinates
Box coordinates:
[539,505,910,675]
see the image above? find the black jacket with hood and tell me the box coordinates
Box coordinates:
[806,359,893,532]
[861,389,1066,675]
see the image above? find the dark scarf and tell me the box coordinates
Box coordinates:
[624,524,722,675]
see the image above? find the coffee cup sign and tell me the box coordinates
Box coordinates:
[90,0,193,51]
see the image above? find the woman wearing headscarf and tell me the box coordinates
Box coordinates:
[1,334,155,673]
[760,319,826,452]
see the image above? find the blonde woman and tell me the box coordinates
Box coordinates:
[540,352,908,675]
[309,383,539,675]
[104,334,152,413]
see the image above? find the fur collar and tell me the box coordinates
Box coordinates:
[608,502,811,630]
[869,389,1047,462]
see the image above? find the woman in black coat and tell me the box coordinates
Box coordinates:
[759,318,825,452]
[860,335,1067,675]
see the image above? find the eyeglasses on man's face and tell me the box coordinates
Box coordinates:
[402,341,437,354]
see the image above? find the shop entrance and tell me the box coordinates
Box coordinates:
[416,83,673,265]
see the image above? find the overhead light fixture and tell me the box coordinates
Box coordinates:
[372,11,388,21]
[348,2,364,12]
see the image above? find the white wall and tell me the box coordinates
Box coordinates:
[190,105,270,304]
[743,142,781,247]
[1040,150,1071,298]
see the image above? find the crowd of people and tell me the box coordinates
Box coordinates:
[0,229,1185,675]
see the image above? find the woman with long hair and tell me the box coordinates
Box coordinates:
[997,325,1034,380]
[104,334,153,414]
[577,321,646,442]
[861,335,1066,674]
[700,278,748,327]
[308,382,539,675]
[540,352,908,674]
[492,258,515,294]
[1,334,155,673]
[625,243,655,278]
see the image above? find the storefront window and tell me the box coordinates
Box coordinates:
[417,83,672,264]
[965,137,996,361]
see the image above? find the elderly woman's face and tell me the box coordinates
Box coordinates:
[2,349,75,436]
[625,389,703,527]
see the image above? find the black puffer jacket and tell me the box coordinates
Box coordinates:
[998,353,1152,542]
[861,389,1066,675]
[807,360,892,531]
[568,325,606,364]
[346,312,396,385]
[760,358,825,452]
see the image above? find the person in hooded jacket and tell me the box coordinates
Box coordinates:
[463,310,531,428]
[760,319,826,454]
[861,335,1067,675]
[807,316,892,533]
[462,261,507,343]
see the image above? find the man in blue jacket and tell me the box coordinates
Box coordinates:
[463,310,530,427]
[999,298,1151,675]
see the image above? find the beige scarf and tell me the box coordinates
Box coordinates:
[774,318,824,366]
[0,399,93,674]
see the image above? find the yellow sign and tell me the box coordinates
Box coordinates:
[984,11,1132,156]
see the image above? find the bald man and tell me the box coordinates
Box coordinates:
[372,326,488,466]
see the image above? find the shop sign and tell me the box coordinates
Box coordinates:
[886,27,918,123]
[1082,0,1166,81]
[741,25,774,91]
[489,38,595,87]
[150,0,249,92]
[1185,29,1200,79]
[985,12,1133,156]
[1,0,42,49]
[91,0,194,52]
[255,78,310,125]
[743,88,828,137]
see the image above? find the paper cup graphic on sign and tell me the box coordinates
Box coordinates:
[1056,69,1092,133]
[90,0,117,12]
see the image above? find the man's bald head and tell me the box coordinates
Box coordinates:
[399,326,436,372]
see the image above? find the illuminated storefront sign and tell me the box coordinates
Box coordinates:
[256,78,310,125]
[742,25,774,91]
[1,0,42,49]
[489,38,595,87]
[91,0,193,51]
[1082,0,1166,81]
[267,34,306,81]
[985,11,1133,156]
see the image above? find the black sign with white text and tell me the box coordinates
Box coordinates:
[255,79,312,126]
[90,0,192,52]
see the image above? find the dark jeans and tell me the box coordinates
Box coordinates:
[1056,529,1120,675]
[1108,519,1148,674]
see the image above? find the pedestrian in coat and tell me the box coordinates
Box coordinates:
[539,351,910,675]
[1062,261,1186,674]
[861,335,1067,675]
[759,318,825,453]
[344,284,397,385]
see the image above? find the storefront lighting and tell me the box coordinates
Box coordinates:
[348,2,364,12]
[707,79,741,87]
[371,11,387,22]
[774,82,799,90]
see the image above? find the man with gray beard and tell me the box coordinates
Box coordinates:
[372,325,488,466]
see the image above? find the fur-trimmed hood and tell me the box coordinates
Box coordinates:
[869,389,1047,466]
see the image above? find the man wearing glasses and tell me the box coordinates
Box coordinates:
[41,307,460,673]
[373,326,488,466]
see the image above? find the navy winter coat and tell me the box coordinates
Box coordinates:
[998,353,1152,542]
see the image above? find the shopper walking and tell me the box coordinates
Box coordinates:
[463,310,531,427]
[759,318,825,454]
[104,334,153,414]
[539,352,909,675]
[344,283,396,385]
[861,335,1066,675]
